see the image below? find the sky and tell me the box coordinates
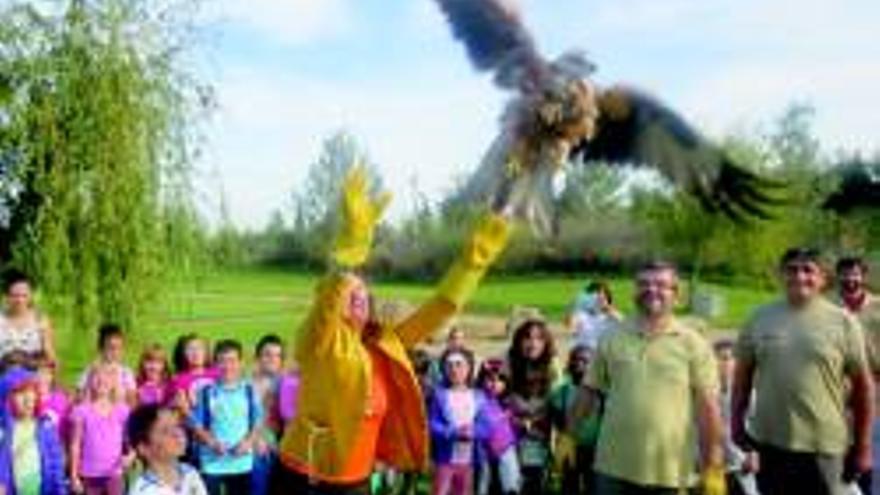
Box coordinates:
[197,0,880,228]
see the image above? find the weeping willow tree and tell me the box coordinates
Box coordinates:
[0,0,210,337]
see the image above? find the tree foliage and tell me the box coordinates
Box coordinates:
[0,0,209,335]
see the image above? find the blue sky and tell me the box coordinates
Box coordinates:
[199,0,880,228]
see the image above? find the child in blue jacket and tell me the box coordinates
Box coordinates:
[0,366,67,495]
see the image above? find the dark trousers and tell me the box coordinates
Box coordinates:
[561,447,596,495]
[269,460,370,495]
[520,466,547,495]
[203,472,252,495]
[755,444,846,495]
[858,471,872,495]
[594,474,695,495]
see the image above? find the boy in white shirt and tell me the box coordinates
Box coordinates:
[127,404,207,495]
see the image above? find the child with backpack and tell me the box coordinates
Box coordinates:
[190,339,262,495]
[0,366,67,495]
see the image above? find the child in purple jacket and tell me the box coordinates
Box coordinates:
[475,358,520,495]
[429,348,494,495]
[0,366,67,495]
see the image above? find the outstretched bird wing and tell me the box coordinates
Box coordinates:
[432,0,545,90]
[572,86,781,221]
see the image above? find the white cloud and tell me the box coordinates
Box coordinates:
[208,0,354,45]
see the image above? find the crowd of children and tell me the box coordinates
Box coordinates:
[0,324,296,495]
[0,310,607,495]
[0,300,743,495]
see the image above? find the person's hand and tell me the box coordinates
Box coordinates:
[844,443,872,482]
[701,465,727,495]
[254,436,270,456]
[122,451,137,470]
[332,164,391,267]
[70,475,84,494]
[207,436,226,456]
[742,451,760,474]
[172,390,190,415]
[462,213,511,269]
[233,437,254,456]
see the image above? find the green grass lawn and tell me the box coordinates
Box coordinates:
[53,267,776,384]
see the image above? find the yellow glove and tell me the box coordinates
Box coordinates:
[331,165,391,268]
[553,433,577,472]
[461,213,511,269]
[437,213,511,307]
[701,465,727,495]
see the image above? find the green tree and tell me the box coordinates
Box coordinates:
[0,0,209,337]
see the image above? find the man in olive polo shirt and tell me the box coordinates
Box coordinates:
[836,256,880,494]
[589,261,726,495]
[732,248,875,495]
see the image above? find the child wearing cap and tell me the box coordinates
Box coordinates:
[0,366,67,495]
[429,348,496,495]
[127,404,207,495]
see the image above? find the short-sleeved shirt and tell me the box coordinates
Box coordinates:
[589,316,718,488]
[169,369,219,407]
[13,420,41,495]
[844,294,880,373]
[128,462,207,495]
[71,402,131,477]
[736,297,867,455]
[191,380,262,476]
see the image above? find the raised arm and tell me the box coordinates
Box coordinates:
[294,166,390,361]
[396,212,511,348]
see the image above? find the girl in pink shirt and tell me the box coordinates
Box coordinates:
[136,343,171,406]
[69,364,133,495]
[169,334,217,417]
[169,334,217,467]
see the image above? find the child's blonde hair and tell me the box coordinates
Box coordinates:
[85,363,122,403]
[137,343,170,385]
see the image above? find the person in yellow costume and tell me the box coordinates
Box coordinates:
[272,166,512,495]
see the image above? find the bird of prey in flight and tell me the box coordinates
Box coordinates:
[433,0,781,231]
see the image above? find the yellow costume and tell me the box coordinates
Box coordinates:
[278,167,511,482]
